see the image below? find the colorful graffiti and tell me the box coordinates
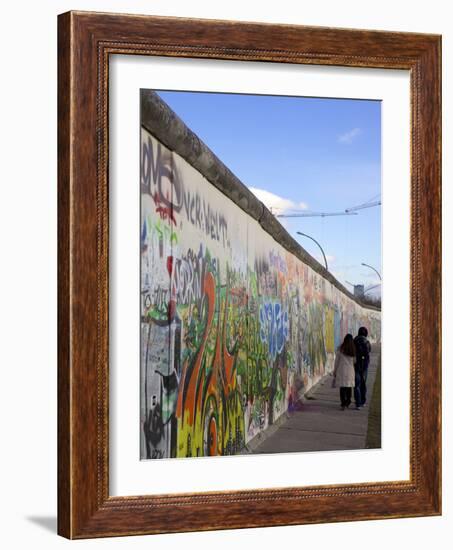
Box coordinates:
[140,127,381,459]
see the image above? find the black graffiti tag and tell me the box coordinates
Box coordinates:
[141,134,184,213]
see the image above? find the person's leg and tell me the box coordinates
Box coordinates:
[340,387,346,408]
[354,369,362,408]
[345,387,352,407]
[360,368,368,405]
[363,366,369,383]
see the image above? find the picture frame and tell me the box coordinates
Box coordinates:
[58,10,441,539]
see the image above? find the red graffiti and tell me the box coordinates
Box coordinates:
[153,191,177,225]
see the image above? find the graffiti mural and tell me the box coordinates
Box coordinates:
[140,127,381,459]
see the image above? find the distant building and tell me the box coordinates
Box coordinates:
[353,284,365,298]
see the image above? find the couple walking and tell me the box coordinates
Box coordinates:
[332,327,371,411]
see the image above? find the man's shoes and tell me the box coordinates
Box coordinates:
[354,406,361,410]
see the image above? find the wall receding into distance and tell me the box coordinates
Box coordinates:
[140,91,381,460]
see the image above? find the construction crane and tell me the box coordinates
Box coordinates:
[271,193,381,218]
[276,211,357,218]
[345,199,381,213]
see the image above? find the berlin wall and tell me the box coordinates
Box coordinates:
[140,90,381,460]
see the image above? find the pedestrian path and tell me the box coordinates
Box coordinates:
[248,350,380,454]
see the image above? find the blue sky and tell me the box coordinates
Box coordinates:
[156,90,381,295]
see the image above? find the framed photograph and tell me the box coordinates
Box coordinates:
[58,11,441,538]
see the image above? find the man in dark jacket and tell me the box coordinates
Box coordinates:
[354,327,371,409]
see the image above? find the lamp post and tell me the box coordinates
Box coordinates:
[361,262,382,281]
[296,231,328,270]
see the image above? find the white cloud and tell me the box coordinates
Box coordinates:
[338,127,361,144]
[248,186,308,214]
[326,255,335,264]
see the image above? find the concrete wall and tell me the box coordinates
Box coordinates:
[140,99,381,460]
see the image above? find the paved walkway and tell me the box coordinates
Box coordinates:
[248,350,380,454]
